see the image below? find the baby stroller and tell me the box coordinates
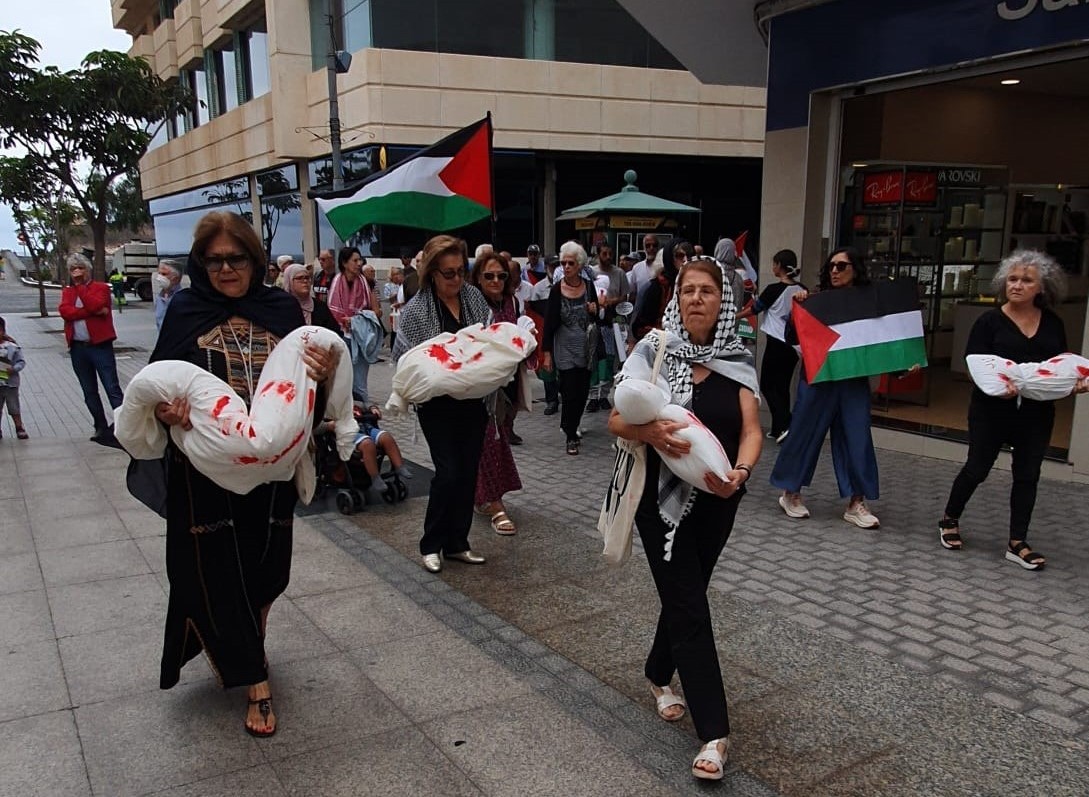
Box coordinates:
[313,407,408,515]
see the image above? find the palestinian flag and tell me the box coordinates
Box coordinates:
[314,116,493,238]
[793,279,927,384]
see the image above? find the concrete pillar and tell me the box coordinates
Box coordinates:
[543,159,557,252]
[297,160,317,264]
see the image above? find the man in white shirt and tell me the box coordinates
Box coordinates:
[628,234,661,304]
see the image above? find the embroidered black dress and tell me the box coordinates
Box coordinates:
[159,321,298,689]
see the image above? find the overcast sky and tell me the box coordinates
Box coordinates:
[1,2,131,253]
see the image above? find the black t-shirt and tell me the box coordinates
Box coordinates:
[966,307,1067,415]
[755,282,790,312]
[638,372,746,516]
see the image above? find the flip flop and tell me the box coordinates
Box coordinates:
[245,696,276,738]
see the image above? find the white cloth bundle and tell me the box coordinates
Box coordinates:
[116,326,355,502]
[613,375,732,493]
[386,319,537,415]
[966,352,1089,401]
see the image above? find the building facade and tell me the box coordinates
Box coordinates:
[112,0,767,263]
[753,0,1089,478]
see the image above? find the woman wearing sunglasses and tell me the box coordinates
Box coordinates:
[393,235,493,573]
[148,211,339,738]
[466,252,531,535]
[769,246,884,528]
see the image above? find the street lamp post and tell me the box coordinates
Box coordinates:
[326,0,345,192]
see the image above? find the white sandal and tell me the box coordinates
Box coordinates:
[650,683,686,722]
[692,737,729,780]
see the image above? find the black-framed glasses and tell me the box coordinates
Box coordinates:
[829,260,852,273]
[203,254,251,273]
[292,274,312,282]
[481,271,509,282]
[437,267,466,280]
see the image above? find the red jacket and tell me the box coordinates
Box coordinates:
[59,281,117,347]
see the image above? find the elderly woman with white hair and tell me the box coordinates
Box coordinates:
[540,241,598,455]
[153,259,184,329]
[939,250,1089,568]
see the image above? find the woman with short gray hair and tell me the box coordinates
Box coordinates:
[938,249,1089,567]
[540,241,598,455]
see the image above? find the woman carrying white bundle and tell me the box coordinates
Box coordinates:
[939,250,1089,566]
[147,211,340,738]
[606,255,762,781]
[393,234,493,574]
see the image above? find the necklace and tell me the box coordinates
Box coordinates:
[563,276,581,288]
[227,320,256,399]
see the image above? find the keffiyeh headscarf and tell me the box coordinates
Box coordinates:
[629,256,759,558]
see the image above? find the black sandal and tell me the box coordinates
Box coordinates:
[566,439,579,455]
[245,696,276,737]
[938,518,963,550]
[1005,541,1045,571]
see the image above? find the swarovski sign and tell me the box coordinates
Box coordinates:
[997,0,1082,21]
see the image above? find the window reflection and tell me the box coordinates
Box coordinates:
[308,0,683,70]
[262,193,304,261]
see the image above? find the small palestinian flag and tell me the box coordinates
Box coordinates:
[314,116,493,238]
[793,279,927,384]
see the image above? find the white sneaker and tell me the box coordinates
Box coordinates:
[776,429,790,444]
[843,501,880,529]
[778,493,810,519]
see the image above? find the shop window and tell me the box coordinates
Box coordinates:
[149,177,251,216]
[151,178,255,258]
[315,207,378,256]
[256,166,302,260]
[308,148,375,192]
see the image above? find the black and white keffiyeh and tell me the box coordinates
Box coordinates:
[617,256,759,558]
[392,284,492,362]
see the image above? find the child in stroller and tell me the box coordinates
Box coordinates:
[316,402,411,514]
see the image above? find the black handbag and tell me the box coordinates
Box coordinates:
[126,457,169,519]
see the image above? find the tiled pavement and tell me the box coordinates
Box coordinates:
[3,275,1089,795]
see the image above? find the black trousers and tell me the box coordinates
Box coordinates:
[638,490,742,742]
[944,400,1053,540]
[760,336,798,437]
[417,396,487,556]
[557,367,591,441]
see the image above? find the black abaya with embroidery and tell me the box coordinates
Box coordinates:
[153,255,307,690]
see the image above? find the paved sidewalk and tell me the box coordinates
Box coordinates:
[4,279,1089,795]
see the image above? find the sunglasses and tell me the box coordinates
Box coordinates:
[829,260,852,273]
[481,271,509,282]
[203,254,251,273]
[437,267,466,280]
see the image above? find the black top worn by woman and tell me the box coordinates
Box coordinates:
[154,253,308,690]
[965,308,1067,418]
[638,373,746,519]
